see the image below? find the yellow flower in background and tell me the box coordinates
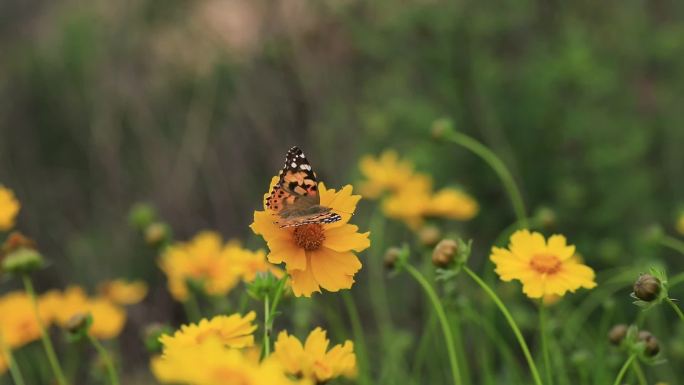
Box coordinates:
[152,337,297,385]
[358,150,415,198]
[39,287,126,339]
[159,312,256,354]
[251,179,370,297]
[160,231,242,301]
[273,327,356,383]
[98,279,148,305]
[491,230,597,299]
[0,185,20,231]
[677,212,684,236]
[0,292,42,348]
[231,247,285,283]
[425,188,479,220]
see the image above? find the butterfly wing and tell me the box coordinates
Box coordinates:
[265,146,341,227]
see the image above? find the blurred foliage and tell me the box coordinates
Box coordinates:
[1,0,684,383]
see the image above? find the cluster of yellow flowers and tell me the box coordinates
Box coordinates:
[160,231,284,301]
[0,185,20,231]
[152,312,356,385]
[359,150,479,228]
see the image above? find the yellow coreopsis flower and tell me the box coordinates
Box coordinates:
[152,337,298,385]
[491,230,597,299]
[160,231,242,301]
[97,279,148,305]
[358,150,415,199]
[0,185,20,231]
[273,327,356,383]
[159,312,257,354]
[424,188,479,220]
[39,287,126,339]
[251,178,370,297]
[0,292,42,348]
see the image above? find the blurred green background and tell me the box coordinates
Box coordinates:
[1,0,684,383]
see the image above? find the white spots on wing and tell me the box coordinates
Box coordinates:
[299,153,305,158]
[300,164,311,171]
[291,162,297,168]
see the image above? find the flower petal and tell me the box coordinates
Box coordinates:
[290,256,321,297]
[546,234,576,261]
[309,248,361,292]
[323,225,370,253]
[509,230,545,261]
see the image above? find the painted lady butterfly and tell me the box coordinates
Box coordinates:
[265,146,342,228]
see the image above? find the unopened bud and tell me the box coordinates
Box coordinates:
[418,226,441,248]
[129,203,157,230]
[638,330,660,357]
[65,312,93,341]
[384,247,402,270]
[432,239,458,268]
[608,324,628,345]
[534,206,557,230]
[145,222,170,246]
[633,274,661,302]
[144,323,173,354]
[2,248,45,275]
[431,118,454,140]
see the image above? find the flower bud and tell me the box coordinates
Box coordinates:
[384,247,402,270]
[633,274,661,302]
[431,118,454,140]
[1,247,45,275]
[418,226,441,248]
[145,222,170,246]
[608,324,629,345]
[65,312,93,342]
[638,330,660,357]
[144,323,173,354]
[534,206,557,230]
[129,203,157,230]
[432,239,458,268]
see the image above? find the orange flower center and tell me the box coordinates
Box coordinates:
[529,253,562,274]
[293,224,325,251]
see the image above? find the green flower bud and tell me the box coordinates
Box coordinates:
[1,247,45,275]
[129,203,157,230]
[608,324,629,346]
[637,330,660,357]
[384,247,402,270]
[633,274,661,302]
[145,222,171,246]
[65,312,93,342]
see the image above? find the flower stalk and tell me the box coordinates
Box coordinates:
[405,264,463,385]
[539,302,553,385]
[611,354,636,385]
[0,334,26,385]
[88,334,120,385]
[666,297,684,323]
[463,266,543,385]
[22,274,69,385]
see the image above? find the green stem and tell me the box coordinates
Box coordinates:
[88,335,119,385]
[22,274,69,385]
[658,235,684,256]
[463,267,543,385]
[665,297,684,323]
[183,292,202,322]
[405,264,463,385]
[444,130,527,227]
[0,335,26,385]
[538,302,553,385]
[612,354,636,385]
[632,360,647,385]
[263,294,271,358]
[341,292,371,385]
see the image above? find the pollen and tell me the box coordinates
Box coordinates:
[293,224,325,251]
[529,253,562,274]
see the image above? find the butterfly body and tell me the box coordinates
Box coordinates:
[265,146,342,228]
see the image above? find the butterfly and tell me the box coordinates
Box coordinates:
[265,146,342,228]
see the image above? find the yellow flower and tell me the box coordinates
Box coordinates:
[424,188,479,220]
[0,292,42,348]
[160,231,242,301]
[358,150,415,199]
[39,287,126,339]
[159,312,257,354]
[152,337,297,385]
[230,247,285,283]
[98,279,148,305]
[677,213,684,236]
[251,178,370,297]
[491,230,597,299]
[0,185,20,231]
[273,327,356,382]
